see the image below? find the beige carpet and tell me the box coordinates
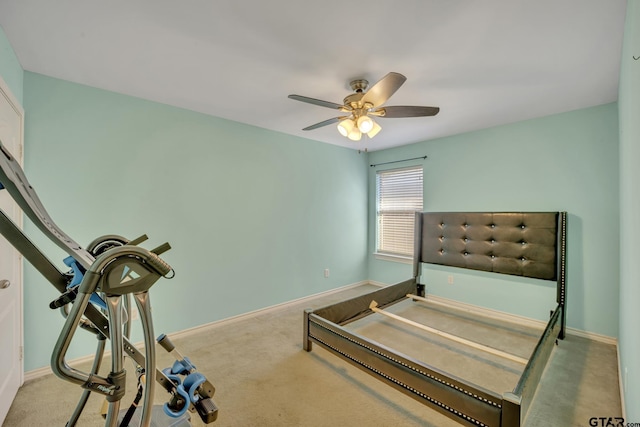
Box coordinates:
[4,284,622,426]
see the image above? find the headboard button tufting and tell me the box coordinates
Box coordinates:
[419,212,559,281]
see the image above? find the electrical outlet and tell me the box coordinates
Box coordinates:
[447,275,454,285]
[324,268,330,278]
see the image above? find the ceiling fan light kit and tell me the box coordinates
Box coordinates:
[348,131,361,141]
[288,72,439,143]
[338,115,378,140]
[357,115,374,133]
[367,120,382,138]
[347,126,361,141]
[337,118,354,137]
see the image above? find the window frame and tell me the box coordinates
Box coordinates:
[374,165,424,263]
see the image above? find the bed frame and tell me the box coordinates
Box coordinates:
[303,212,567,427]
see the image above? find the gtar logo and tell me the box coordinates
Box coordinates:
[589,417,625,427]
[120,265,141,284]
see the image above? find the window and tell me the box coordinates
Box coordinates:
[375,165,423,259]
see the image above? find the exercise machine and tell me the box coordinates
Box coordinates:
[0,140,218,427]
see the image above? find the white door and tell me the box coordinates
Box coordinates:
[0,76,24,426]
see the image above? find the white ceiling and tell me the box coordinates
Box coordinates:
[0,1,628,151]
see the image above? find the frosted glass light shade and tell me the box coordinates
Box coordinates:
[347,128,362,141]
[366,121,382,138]
[337,119,354,137]
[357,115,374,133]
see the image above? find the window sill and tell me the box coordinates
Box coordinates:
[374,253,413,264]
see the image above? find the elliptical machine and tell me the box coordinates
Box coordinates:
[0,140,218,427]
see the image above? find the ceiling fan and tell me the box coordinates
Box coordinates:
[288,72,439,141]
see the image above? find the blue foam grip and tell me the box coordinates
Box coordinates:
[161,369,190,418]
[64,256,84,287]
[171,357,196,375]
[63,256,106,310]
[88,294,106,310]
[183,372,206,403]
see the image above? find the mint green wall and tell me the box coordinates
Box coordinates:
[618,0,639,419]
[0,25,23,103]
[368,103,620,338]
[22,72,368,370]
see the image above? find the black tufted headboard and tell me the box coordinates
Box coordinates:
[414,212,563,281]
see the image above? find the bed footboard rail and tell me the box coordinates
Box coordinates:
[501,304,563,426]
[304,279,416,351]
[314,279,417,324]
[306,313,504,427]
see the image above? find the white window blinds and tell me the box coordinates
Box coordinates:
[376,166,423,258]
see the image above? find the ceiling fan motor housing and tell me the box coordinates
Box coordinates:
[344,79,370,110]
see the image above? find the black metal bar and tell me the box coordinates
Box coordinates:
[303,309,312,352]
[413,211,423,282]
[0,208,68,292]
[556,211,567,339]
[370,156,427,167]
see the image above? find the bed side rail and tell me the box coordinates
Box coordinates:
[502,305,562,426]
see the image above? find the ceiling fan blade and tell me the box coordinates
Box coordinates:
[302,117,347,131]
[288,94,344,110]
[361,72,407,108]
[377,106,440,118]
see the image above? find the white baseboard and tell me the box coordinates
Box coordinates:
[168,280,373,340]
[565,326,618,346]
[418,294,618,345]
[617,343,626,419]
[24,280,375,382]
[24,366,50,383]
[367,280,387,288]
[424,294,549,329]
[24,352,99,383]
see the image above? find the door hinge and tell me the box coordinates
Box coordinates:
[19,346,23,361]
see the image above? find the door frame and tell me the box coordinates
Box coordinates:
[0,72,25,390]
